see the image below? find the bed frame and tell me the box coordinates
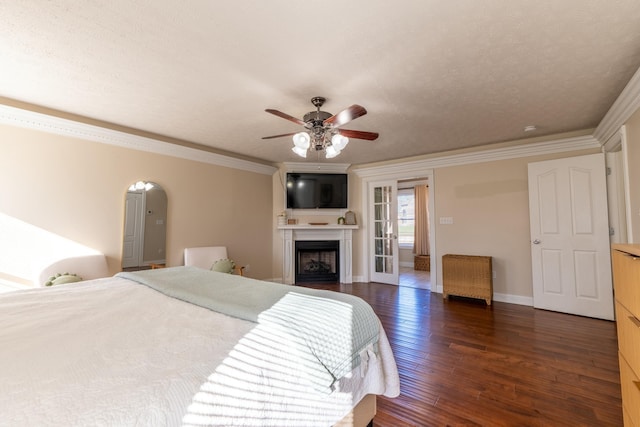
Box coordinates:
[335,394,376,427]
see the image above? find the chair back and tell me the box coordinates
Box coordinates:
[37,254,109,286]
[184,246,228,269]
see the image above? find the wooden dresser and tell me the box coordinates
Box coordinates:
[611,244,640,427]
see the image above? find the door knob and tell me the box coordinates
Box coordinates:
[533,239,541,244]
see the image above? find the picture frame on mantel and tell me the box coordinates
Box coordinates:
[344,211,357,225]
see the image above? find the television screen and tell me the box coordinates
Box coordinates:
[286,173,348,209]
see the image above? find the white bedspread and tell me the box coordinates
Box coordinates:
[0,277,399,426]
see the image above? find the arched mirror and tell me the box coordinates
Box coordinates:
[122,181,167,270]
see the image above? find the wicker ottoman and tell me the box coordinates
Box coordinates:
[442,254,493,305]
[414,255,430,271]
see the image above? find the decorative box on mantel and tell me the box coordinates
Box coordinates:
[278,224,358,285]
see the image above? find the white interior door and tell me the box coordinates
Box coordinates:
[369,181,399,285]
[528,153,614,320]
[122,191,144,268]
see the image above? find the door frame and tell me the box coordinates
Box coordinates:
[358,169,437,290]
[603,125,632,243]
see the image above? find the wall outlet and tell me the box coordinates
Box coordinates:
[493,271,497,279]
[243,264,250,272]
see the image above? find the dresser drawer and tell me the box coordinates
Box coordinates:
[616,301,640,377]
[612,249,640,319]
[619,353,640,427]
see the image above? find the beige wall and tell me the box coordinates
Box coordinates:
[625,108,640,243]
[399,248,414,265]
[3,106,635,296]
[0,123,273,282]
[348,146,599,300]
[269,142,605,300]
[432,149,596,298]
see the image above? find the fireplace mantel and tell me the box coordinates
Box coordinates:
[278,224,358,284]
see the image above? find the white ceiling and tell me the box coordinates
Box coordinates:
[2,1,640,166]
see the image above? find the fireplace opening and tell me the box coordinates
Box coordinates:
[295,240,339,284]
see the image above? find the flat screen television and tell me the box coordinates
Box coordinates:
[286,173,348,209]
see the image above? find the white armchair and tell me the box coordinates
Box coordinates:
[36,254,110,287]
[184,246,243,275]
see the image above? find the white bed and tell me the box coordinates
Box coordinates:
[0,267,399,426]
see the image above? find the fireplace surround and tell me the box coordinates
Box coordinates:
[278,224,357,285]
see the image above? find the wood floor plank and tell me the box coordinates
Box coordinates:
[301,282,622,426]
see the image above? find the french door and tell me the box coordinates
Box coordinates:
[369,181,399,285]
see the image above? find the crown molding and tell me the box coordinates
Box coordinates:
[0,104,277,176]
[281,162,351,173]
[594,65,640,144]
[602,126,625,152]
[353,135,600,179]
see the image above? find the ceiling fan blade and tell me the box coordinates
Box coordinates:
[337,129,379,141]
[323,104,367,127]
[262,132,298,140]
[265,109,306,126]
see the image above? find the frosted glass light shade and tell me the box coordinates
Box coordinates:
[292,146,307,158]
[325,145,339,158]
[292,132,311,149]
[331,134,349,151]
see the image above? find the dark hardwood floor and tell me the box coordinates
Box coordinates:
[301,282,622,427]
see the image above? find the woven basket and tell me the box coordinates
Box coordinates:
[414,255,430,271]
[442,254,493,305]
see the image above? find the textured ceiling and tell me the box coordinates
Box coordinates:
[2,1,640,166]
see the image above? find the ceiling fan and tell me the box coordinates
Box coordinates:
[262,96,379,158]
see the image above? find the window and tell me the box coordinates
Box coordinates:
[397,188,414,248]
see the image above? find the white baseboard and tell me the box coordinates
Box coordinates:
[431,288,533,307]
[493,292,533,306]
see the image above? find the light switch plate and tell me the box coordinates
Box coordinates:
[439,217,454,225]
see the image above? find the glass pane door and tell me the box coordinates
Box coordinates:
[369,181,399,285]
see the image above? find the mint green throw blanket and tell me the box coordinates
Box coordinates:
[116,266,379,392]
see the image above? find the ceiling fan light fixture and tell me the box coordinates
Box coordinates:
[264,97,378,160]
[325,145,340,158]
[292,146,308,158]
[331,134,349,151]
[292,132,311,149]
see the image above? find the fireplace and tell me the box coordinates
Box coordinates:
[278,224,356,285]
[295,240,339,284]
